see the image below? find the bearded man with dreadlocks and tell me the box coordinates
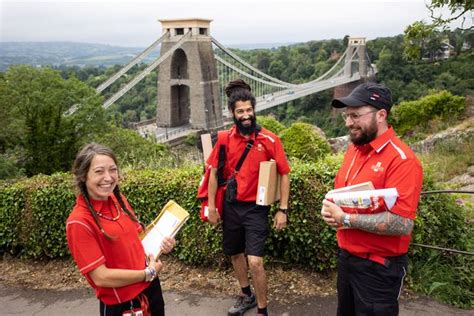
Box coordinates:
[206,79,291,316]
[66,143,175,316]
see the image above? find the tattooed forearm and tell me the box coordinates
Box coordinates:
[350,212,414,236]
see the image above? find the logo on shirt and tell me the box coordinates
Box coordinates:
[257,143,264,152]
[371,161,384,172]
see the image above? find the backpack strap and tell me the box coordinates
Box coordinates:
[216,131,230,187]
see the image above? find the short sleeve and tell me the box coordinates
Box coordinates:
[206,132,226,168]
[66,221,106,275]
[273,137,291,175]
[385,158,423,219]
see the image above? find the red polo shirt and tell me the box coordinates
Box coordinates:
[334,127,423,256]
[66,194,149,305]
[207,126,290,202]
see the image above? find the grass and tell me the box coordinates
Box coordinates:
[417,118,474,183]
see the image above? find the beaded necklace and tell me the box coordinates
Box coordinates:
[95,199,122,221]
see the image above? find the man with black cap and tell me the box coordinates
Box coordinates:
[321,82,423,315]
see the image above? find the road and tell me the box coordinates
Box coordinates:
[0,284,472,315]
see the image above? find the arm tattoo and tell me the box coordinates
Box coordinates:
[351,212,414,236]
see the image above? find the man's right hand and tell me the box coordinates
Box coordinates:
[207,207,221,224]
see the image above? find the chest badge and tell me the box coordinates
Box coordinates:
[257,143,264,152]
[371,161,384,172]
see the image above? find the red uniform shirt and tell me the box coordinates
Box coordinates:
[66,194,149,305]
[334,127,423,256]
[207,126,290,202]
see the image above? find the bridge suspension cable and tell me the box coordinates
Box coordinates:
[215,55,289,89]
[102,31,191,109]
[211,37,297,88]
[96,31,169,93]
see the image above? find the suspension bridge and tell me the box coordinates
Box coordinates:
[67,18,375,143]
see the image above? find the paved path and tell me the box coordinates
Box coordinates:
[0,284,472,315]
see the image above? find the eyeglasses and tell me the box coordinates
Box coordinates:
[341,110,379,122]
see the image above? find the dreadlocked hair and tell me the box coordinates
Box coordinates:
[225,79,256,112]
[79,183,116,240]
[113,186,145,231]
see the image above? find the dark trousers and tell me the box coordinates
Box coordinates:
[337,250,408,316]
[99,278,164,316]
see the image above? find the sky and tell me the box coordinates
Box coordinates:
[0,0,470,47]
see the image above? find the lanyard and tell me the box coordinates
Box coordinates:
[344,148,373,186]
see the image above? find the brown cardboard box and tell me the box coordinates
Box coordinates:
[256,160,281,206]
[201,133,213,163]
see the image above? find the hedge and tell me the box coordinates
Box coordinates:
[0,157,472,306]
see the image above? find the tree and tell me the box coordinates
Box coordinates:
[403,1,473,61]
[427,0,473,28]
[0,65,107,176]
[403,21,436,61]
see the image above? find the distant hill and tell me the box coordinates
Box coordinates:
[0,42,161,71]
[0,41,293,71]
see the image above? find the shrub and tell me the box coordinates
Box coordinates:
[408,174,474,308]
[0,157,472,307]
[257,115,286,135]
[391,90,465,137]
[280,122,331,161]
[92,126,169,169]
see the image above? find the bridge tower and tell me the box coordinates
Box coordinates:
[344,37,367,78]
[333,37,370,119]
[156,18,223,130]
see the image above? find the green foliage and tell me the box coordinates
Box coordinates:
[257,115,286,135]
[62,64,158,126]
[184,132,199,147]
[403,21,436,61]
[0,65,107,177]
[408,173,474,308]
[91,126,169,170]
[418,127,474,182]
[0,173,75,257]
[0,157,472,307]
[0,153,24,179]
[280,122,331,161]
[391,90,465,137]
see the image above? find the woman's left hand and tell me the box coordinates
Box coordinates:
[160,236,176,254]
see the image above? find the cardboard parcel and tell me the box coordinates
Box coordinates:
[256,160,281,206]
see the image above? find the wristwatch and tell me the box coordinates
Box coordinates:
[342,214,351,227]
[278,208,288,215]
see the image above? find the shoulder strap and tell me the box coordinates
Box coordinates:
[234,125,262,173]
[216,131,229,187]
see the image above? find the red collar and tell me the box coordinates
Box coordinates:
[229,125,261,141]
[76,194,117,212]
[354,126,396,153]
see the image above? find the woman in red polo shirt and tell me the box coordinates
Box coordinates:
[66,143,175,316]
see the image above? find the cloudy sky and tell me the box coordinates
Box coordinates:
[0,0,468,47]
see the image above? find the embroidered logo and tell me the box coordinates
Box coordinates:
[257,143,264,152]
[371,161,384,172]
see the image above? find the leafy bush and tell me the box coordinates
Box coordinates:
[408,174,474,308]
[257,115,286,135]
[91,126,169,169]
[391,90,465,137]
[280,122,331,161]
[0,158,472,307]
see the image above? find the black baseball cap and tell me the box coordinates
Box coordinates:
[331,82,393,112]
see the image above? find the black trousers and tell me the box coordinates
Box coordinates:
[337,250,408,316]
[99,278,164,316]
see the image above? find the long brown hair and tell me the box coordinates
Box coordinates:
[72,143,144,239]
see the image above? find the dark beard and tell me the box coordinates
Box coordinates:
[350,119,378,145]
[233,115,256,135]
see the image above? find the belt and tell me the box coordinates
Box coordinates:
[340,249,389,267]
